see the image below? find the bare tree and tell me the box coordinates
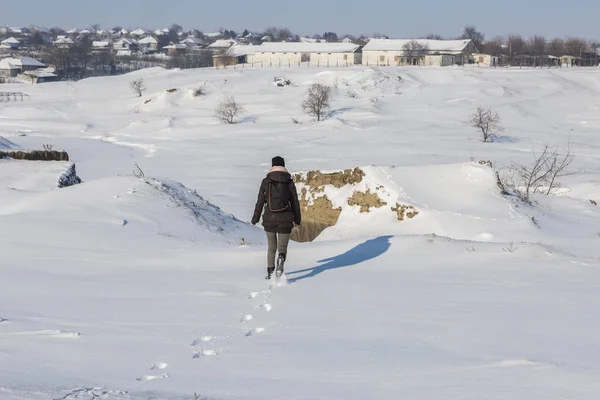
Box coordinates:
[424,34,444,40]
[263,27,292,42]
[506,143,575,203]
[49,27,66,39]
[216,96,244,124]
[482,38,504,56]
[469,106,503,142]
[402,40,429,65]
[542,142,575,195]
[170,24,183,33]
[403,40,429,56]
[323,32,339,42]
[302,83,332,121]
[547,38,565,57]
[564,37,588,57]
[507,35,527,55]
[461,26,485,50]
[131,78,146,97]
[528,36,547,67]
[529,36,547,56]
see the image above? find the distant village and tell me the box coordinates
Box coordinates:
[1,24,599,84]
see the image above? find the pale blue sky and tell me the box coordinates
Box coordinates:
[3,0,600,40]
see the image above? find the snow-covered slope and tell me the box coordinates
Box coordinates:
[1,66,600,399]
[0,160,78,191]
[0,136,18,150]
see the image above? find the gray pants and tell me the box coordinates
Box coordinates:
[266,232,290,271]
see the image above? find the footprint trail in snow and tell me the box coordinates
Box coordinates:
[137,273,286,380]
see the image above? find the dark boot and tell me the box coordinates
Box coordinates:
[276,253,286,277]
[266,267,274,280]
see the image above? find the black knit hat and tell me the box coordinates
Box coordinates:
[272,156,285,167]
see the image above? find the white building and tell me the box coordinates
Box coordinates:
[0,57,46,77]
[1,37,21,49]
[130,28,147,37]
[252,42,362,66]
[138,36,159,52]
[208,39,238,52]
[54,36,75,47]
[0,58,19,77]
[163,43,187,55]
[114,39,136,51]
[362,39,477,66]
[92,41,111,50]
[472,53,499,67]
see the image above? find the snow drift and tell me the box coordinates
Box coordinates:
[0,160,81,191]
[0,164,262,246]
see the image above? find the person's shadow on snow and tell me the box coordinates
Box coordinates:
[287,235,393,284]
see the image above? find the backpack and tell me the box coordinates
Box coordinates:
[267,179,291,212]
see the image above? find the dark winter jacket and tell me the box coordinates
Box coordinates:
[252,167,301,234]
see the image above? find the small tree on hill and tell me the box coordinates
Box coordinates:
[498,142,575,203]
[302,83,331,121]
[469,106,503,142]
[216,96,244,124]
[131,78,146,97]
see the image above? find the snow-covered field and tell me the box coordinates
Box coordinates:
[1,65,600,399]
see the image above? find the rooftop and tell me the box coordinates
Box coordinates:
[0,57,46,69]
[256,42,361,53]
[363,39,473,53]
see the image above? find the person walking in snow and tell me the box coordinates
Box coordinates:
[252,156,301,280]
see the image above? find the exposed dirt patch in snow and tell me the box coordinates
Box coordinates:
[391,203,419,220]
[348,188,388,212]
[293,167,365,188]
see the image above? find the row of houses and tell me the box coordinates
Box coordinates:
[214,39,482,67]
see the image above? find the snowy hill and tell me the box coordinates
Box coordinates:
[1,66,600,399]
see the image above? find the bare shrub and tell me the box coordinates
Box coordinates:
[43,144,54,151]
[132,162,145,179]
[498,142,575,203]
[502,241,519,252]
[216,96,244,124]
[302,83,332,121]
[469,106,504,142]
[131,78,146,97]
[193,87,205,97]
[346,89,358,98]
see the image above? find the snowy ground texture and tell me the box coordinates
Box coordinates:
[1,65,600,399]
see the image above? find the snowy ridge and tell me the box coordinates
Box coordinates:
[144,177,262,245]
[297,162,600,259]
[0,136,18,150]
